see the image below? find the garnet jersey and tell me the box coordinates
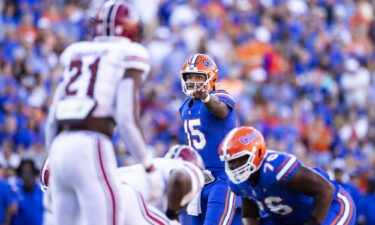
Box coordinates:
[116,158,204,212]
[46,37,152,163]
[57,37,150,119]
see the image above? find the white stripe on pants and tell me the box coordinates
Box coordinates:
[49,131,123,225]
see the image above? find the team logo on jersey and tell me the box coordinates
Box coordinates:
[239,132,258,145]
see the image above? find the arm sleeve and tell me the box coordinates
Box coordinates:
[266,152,301,186]
[228,181,242,196]
[120,43,151,83]
[211,91,236,110]
[115,78,153,167]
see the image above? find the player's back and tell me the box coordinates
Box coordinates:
[57,38,149,121]
[116,158,204,211]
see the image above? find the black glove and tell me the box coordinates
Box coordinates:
[166,208,179,221]
[304,217,320,225]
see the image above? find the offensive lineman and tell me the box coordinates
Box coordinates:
[117,145,205,224]
[45,1,156,225]
[219,126,356,225]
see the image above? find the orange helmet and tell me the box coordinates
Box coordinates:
[219,126,267,184]
[180,54,218,97]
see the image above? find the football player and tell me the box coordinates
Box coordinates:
[45,1,156,225]
[219,126,356,225]
[40,145,205,225]
[179,54,240,225]
[117,145,205,224]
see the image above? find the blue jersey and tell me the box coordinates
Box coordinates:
[11,183,44,225]
[228,150,339,225]
[358,194,375,225]
[179,90,236,173]
[0,180,16,224]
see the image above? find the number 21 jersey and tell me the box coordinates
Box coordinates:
[58,37,150,119]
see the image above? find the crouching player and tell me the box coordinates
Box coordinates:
[40,145,204,225]
[219,126,356,225]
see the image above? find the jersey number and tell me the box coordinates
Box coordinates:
[184,119,206,150]
[66,57,100,97]
[256,196,293,216]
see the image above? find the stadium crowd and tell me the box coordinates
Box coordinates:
[0,0,374,224]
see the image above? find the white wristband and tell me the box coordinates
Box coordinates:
[142,154,153,170]
[202,94,210,103]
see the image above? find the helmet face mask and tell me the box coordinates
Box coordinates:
[219,127,267,184]
[181,72,210,97]
[181,54,218,97]
[224,150,257,184]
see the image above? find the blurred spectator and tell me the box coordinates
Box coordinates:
[358,177,375,225]
[10,159,43,225]
[304,115,333,168]
[147,26,173,71]
[0,0,374,224]
[331,159,362,211]
[340,58,371,109]
[0,164,17,225]
[0,141,20,170]
[168,0,198,28]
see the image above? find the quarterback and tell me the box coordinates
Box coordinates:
[179,54,240,225]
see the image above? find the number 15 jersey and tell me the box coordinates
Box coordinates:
[57,37,150,119]
[179,90,236,173]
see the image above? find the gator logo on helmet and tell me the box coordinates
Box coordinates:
[239,132,258,145]
[202,58,213,67]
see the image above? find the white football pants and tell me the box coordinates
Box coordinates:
[120,183,173,225]
[49,131,123,225]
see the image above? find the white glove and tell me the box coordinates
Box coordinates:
[170,220,181,225]
[144,165,164,206]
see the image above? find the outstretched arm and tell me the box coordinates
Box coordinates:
[285,165,335,224]
[192,86,229,119]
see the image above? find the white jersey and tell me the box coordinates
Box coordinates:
[56,37,150,120]
[117,158,204,212]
